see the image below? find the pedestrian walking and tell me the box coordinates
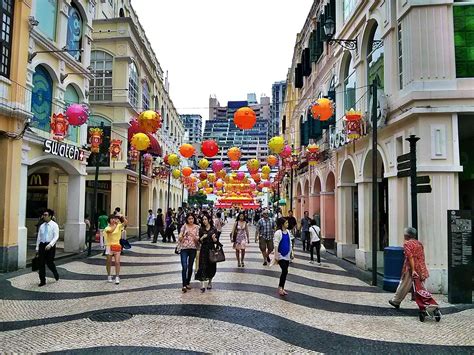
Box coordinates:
[223,209,228,222]
[165,209,177,242]
[177,207,186,238]
[214,211,225,241]
[98,211,108,254]
[255,209,276,266]
[153,208,165,243]
[389,227,430,309]
[146,209,155,240]
[35,209,59,287]
[309,219,321,265]
[178,213,200,293]
[195,213,218,292]
[274,217,294,296]
[300,211,311,251]
[232,212,250,267]
[104,214,127,284]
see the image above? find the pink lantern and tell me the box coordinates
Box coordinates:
[279,145,292,158]
[236,171,245,181]
[263,180,271,188]
[212,160,224,173]
[66,103,89,126]
[230,161,241,170]
[250,182,256,189]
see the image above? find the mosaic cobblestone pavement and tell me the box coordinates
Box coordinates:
[1,220,473,354]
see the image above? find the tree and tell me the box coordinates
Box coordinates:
[187,192,212,207]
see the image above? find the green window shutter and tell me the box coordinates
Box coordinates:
[315,22,324,59]
[454,5,474,78]
[310,31,317,62]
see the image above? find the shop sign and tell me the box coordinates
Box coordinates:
[86,181,111,191]
[28,173,49,187]
[329,126,347,149]
[43,139,85,161]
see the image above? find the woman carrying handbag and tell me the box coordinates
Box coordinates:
[195,213,218,292]
[232,212,250,267]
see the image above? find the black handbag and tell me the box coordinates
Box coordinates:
[120,239,131,249]
[31,256,40,272]
[209,244,225,263]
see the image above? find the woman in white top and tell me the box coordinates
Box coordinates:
[309,219,321,265]
[273,217,294,296]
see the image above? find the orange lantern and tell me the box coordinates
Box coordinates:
[267,155,278,167]
[179,143,195,158]
[311,98,334,121]
[199,172,208,181]
[215,180,224,189]
[89,127,103,153]
[201,139,219,157]
[109,139,122,160]
[233,107,256,130]
[182,167,192,177]
[227,147,242,161]
[251,173,261,183]
[50,113,69,141]
[217,170,227,179]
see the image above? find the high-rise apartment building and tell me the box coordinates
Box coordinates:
[180,114,203,144]
[271,81,287,137]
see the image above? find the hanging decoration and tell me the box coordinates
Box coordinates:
[131,132,151,151]
[311,98,334,121]
[227,147,242,161]
[66,103,89,126]
[137,110,162,134]
[233,107,257,130]
[345,109,363,140]
[143,153,153,170]
[236,171,245,181]
[306,144,320,166]
[129,147,139,163]
[167,153,181,166]
[279,145,292,158]
[172,169,181,179]
[199,171,208,181]
[89,127,104,153]
[267,155,278,167]
[182,166,192,177]
[246,158,260,173]
[212,160,224,173]
[217,170,227,179]
[268,136,285,154]
[215,180,224,189]
[51,113,70,141]
[230,160,241,170]
[179,143,195,158]
[251,173,261,183]
[261,165,271,175]
[201,139,219,157]
[208,173,217,183]
[109,139,122,160]
[198,158,210,170]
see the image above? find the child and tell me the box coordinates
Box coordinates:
[104,214,127,284]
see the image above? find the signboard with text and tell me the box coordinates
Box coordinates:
[43,139,85,161]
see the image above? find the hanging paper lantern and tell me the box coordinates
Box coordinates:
[345,108,363,122]
[267,155,278,167]
[307,143,319,154]
[261,173,270,180]
[172,169,181,179]
[230,160,241,170]
[233,107,257,130]
[215,180,224,189]
[263,180,271,188]
[51,113,69,141]
[236,171,245,181]
[246,158,260,172]
[138,110,162,133]
[250,182,256,189]
[143,153,153,169]
[227,147,242,161]
[279,145,291,158]
[217,170,227,179]
[131,132,150,151]
[166,153,180,166]
[201,139,219,157]
[66,103,89,126]
[205,187,214,195]
[182,167,192,177]
[129,147,139,162]
[198,158,210,170]
[268,136,285,154]
[345,109,363,141]
[251,173,261,183]
[179,143,195,158]
[109,139,122,160]
[208,173,216,183]
[212,160,224,173]
[89,127,104,153]
[199,171,208,181]
[261,165,271,175]
[311,98,334,121]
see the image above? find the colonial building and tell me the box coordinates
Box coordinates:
[281,0,474,293]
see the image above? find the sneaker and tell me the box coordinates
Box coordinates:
[107,276,113,283]
[182,287,187,293]
[266,256,271,263]
[309,261,314,264]
[389,300,400,309]
[185,285,192,290]
[38,282,46,287]
[263,261,268,266]
[317,262,321,266]
[200,288,206,293]
[115,276,120,285]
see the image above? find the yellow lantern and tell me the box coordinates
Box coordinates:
[268,136,285,154]
[208,173,216,183]
[167,153,180,166]
[138,110,161,133]
[262,173,270,180]
[261,165,271,175]
[172,169,181,179]
[131,133,150,151]
[198,158,210,170]
[247,158,260,172]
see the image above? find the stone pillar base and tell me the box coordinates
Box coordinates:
[64,222,86,252]
[355,249,384,270]
[17,226,28,268]
[323,238,335,249]
[0,245,18,272]
[424,268,448,294]
[336,243,357,258]
[126,227,138,239]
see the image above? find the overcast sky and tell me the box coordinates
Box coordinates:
[132,0,313,120]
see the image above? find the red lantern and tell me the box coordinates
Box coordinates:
[89,128,103,153]
[109,139,122,160]
[50,113,69,141]
[345,109,362,122]
[307,144,319,154]
[201,139,219,157]
[199,171,208,181]
[345,109,363,141]
[234,107,256,130]
[182,167,192,177]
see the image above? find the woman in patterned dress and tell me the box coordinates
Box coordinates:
[231,212,250,267]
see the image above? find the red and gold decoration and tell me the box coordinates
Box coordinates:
[201,139,219,158]
[279,145,292,158]
[138,110,162,134]
[311,98,334,121]
[66,103,89,126]
[131,132,151,151]
[306,144,320,166]
[129,147,139,163]
[227,147,242,161]
[89,127,104,153]
[267,155,278,167]
[51,113,69,141]
[143,153,153,169]
[345,108,363,140]
[233,107,257,130]
[179,143,195,158]
[109,139,122,160]
[268,136,285,154]
[182,167,193,177]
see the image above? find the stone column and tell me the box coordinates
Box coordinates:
[17,144,31,268]
[111,173,127,213]
[336,184,357,258]
[387,175,407,246]
[355,182,371,269]
[64,174,86,252]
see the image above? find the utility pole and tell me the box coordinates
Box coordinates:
[371,80,378,286]
[407,135,420,231]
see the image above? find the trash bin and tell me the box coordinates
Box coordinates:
[383,246,404,292]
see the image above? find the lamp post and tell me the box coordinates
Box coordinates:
[138,152,143,241]
[323,16,358,50]
[371,80,378,286]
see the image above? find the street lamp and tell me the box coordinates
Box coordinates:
[323,16,357,50]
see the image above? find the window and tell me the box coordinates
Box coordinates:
[66,3,83,61]
[0,0,13,78]
[90,51,113,101]
[367,23,384,107]
[343,0,358,21]
[64,85,80,143]
[344,54,356,110]
[142,81,150,110]
[31,65,53,133]
[87,116,111,167]
[398,23,403,88]
[36,0,57,40]
[453,4,474,77]
[128,62,139,107]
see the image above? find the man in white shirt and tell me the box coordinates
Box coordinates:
[146,209,155,240]
[35,208,60,286]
